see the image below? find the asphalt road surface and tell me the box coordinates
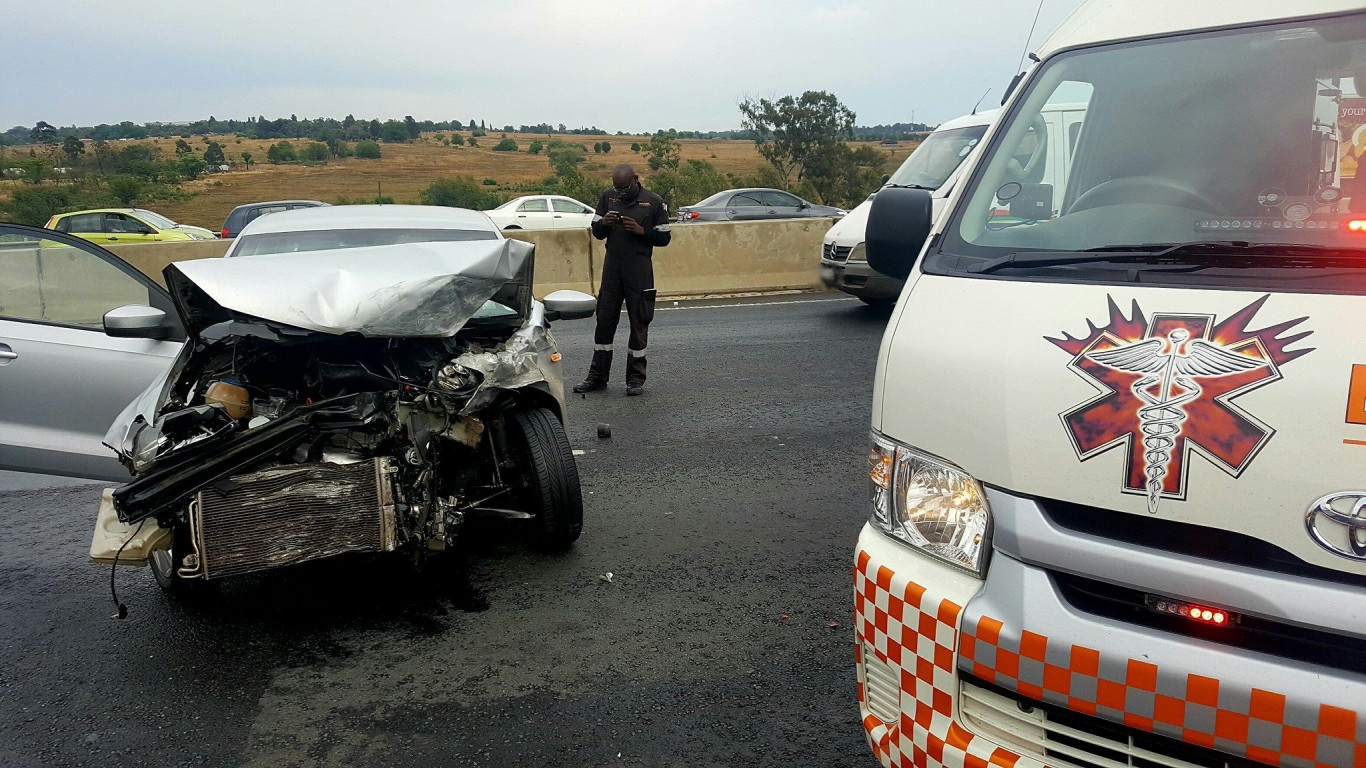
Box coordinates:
[0,293,889,768]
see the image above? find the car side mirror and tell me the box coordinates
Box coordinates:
[543,290,597,321]
[797,202,808,210]
[865,187,935,281]
[104,304,173,339]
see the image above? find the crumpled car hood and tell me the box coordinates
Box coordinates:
[166,239,532,339]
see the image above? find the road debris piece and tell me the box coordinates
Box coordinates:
[599,572,615,583]
[597,423,612,439]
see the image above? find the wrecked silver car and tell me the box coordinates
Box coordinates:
[89,205,597,597]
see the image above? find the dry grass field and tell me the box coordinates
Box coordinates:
[1,132,919,230]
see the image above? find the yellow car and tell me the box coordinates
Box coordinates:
[44,209,217,244]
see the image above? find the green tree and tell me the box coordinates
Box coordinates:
[593,142,603,153]
[450,133,466,147]
[300,142,331,162]
[1,184,113,226]
[547,142,587,174]
[800,143,887,207]
[630,142,641,152]
[600,141,611,154]
[551,165,603,208]
[404,115,420,140]
[61,135,85,165]
[176,153,207,180]
[15,158,47,184]
[107,174,145,205]
[203,141,226,166]
[92,140,112,172]
[380,120,410,142]
[528,140,543,155]
[355,140,382,159]
[647,159,729,207]
[642,134,681,171]
[240,151,254,169]
[418,177,502,210]
[468,137,479,148]
[492,138,518,152]
[738,90,856,184]
[266,141,297,163]
[174,138,193,156]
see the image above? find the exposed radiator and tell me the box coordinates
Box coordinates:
[190,458,397,580]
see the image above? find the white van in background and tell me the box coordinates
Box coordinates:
[820,111,996,306]
[822,103,1086,306]
[854,2,1366,767]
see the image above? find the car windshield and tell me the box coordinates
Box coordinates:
[939,12,1366,284]
[133,210,177,229]
[231,227,498,257]
[886,124,988,190]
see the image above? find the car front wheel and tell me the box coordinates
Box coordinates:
[508,408,583,550]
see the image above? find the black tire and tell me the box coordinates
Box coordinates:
[149,525,208,600]
[508,407,583,550]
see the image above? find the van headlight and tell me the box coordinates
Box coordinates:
[869,432,991,576]
[848,243,867,262]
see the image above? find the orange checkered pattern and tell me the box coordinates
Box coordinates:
[960,614,1366,768]
[854,550,1041,768]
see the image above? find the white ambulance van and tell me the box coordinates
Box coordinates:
[855,3,1366,767]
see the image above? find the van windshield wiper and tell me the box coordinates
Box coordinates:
[884,183,936,190]
[968,241,1366,274]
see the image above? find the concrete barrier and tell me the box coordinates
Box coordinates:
[108,217,835,298]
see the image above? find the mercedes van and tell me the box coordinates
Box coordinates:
[854,3,1366,767]
[824,102,1085,307]
[821,112,996,306]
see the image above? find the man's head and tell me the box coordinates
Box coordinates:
[612,164,638,197]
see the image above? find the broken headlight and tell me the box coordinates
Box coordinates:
[868,432,991,577]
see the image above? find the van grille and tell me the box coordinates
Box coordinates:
[192,459,397,580]
[823,243,852,262]
[960,677,1263,768]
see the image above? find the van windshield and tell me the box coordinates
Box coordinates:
[886,124,988,190]
[937,13,1366,289]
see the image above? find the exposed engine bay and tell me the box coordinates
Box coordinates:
[92,238,585,591]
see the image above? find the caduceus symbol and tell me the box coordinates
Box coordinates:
[1086,328,1268,514]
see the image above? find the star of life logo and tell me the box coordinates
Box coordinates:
[1048,296,1312,513]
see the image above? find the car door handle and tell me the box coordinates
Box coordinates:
[727,209,738,214]
[0,344,16,364]
[107,236,119,241]
[553,215,563,218]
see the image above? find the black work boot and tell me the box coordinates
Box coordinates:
[625,354,647,396]
[573,350,612,393]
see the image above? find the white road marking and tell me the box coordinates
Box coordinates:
[654,297,858,312]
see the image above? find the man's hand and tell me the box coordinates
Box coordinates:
[621,216,645,235]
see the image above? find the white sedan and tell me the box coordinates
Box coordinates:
[484,195,595,230]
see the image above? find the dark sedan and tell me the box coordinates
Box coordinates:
[219,199,328,239]
[676,188,844,222]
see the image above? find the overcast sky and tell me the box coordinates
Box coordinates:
[1,0,1085,132]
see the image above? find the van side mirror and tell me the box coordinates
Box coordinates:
[104,304,173,339]
[881,174,891,185]
[543,290,597,321]
[865,187,934,281]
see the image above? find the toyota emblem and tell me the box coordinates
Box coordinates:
[1305,492,1366,561]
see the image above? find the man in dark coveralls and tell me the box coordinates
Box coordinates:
[573,164,672,397]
